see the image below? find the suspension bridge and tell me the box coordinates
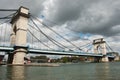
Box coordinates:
[0,6,119,64]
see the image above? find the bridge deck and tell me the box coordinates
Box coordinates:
[0,46,114,58]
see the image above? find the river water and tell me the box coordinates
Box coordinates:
[0,62,120,80]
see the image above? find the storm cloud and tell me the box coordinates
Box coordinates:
[42,0,120,37]
[0,0,45,17]
[1,0,120,36]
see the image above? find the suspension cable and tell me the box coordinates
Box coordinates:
[81,43,92,50]
[0,23,3,44]
[0,9,17,11]
[0,13,16,30]
[28,29,52,49]
[0,12,15,19]
[0,19,10,26]
[0,19,11,45]
[79,42,91,48]
[0,17,12,19]
[86,45,92,52]
[29,24,66,50]
[30,15,83,51]
[29,18,71,50]
[4,24,7,43]
[106,45,111,52]
[106,42,114,52]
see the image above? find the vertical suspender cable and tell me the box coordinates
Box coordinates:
[30,18,71,50]
[28,29,52,49]
[31,15,83,51]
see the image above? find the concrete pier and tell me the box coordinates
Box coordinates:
[9,6,29,64]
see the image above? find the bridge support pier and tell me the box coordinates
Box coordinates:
[8,6,29,65]
[12,46,28,64]
[93,38,109,62]
[101,55,109,62]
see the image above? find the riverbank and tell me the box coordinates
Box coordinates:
[2,63,60,67]
[25,63,60,67]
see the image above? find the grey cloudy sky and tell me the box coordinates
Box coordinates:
[0,0,120,53]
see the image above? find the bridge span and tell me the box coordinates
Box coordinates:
[0,46,115,58]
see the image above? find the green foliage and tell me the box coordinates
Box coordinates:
[31,56,48,59]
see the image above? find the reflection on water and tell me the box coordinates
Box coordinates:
[95,63,110,80]
[0,62,120,80]
[7,66,25,80]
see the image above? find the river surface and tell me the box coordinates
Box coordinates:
[0,62,120,80]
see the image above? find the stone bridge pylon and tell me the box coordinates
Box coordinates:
[93,38,109,62]
[7,6,29,64]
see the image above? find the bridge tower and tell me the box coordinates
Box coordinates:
[93,38,109,62]
[8,6,29,64]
